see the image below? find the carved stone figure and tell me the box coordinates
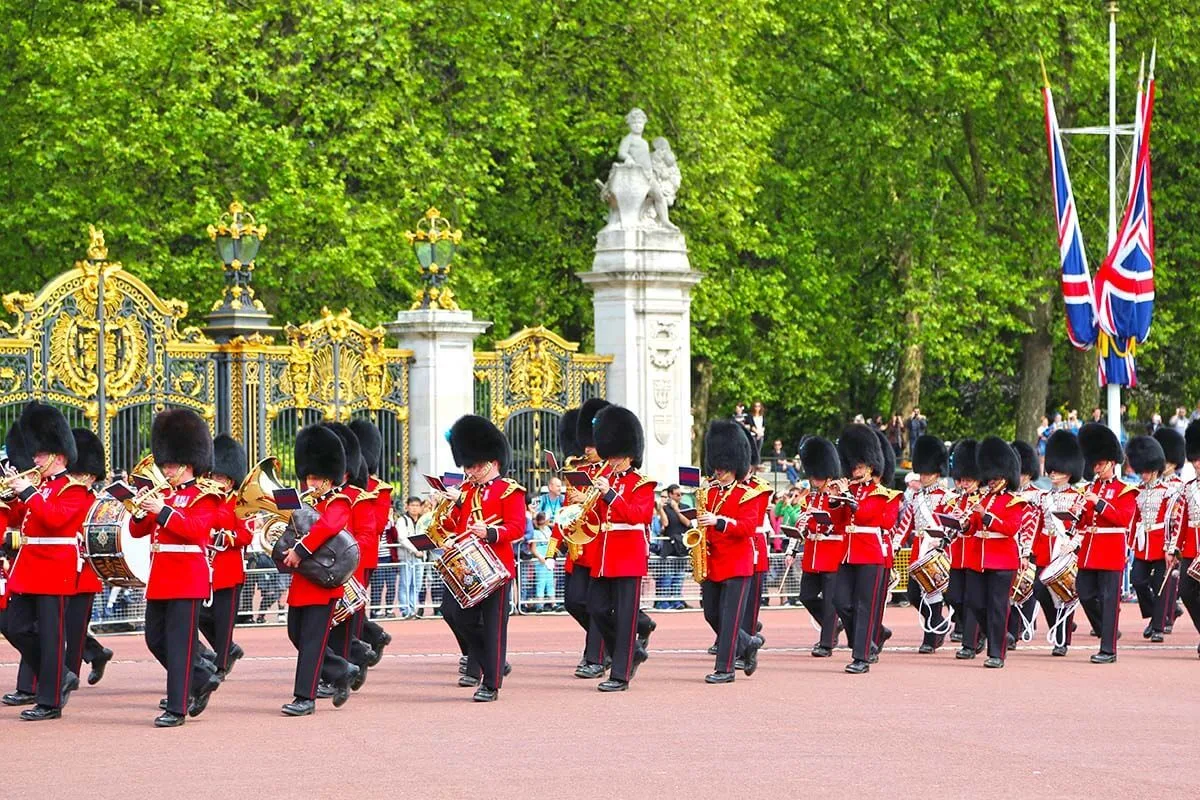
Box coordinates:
[597,108,680,231]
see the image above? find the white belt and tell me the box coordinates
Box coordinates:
[811,534,844,542]
[1092,527,1127,535]
[152,544,204,554]
[846,526,882,535]
[1145,523,1165,533]
[22,537,76,546]
[606,523,646,532]
[974,531,1009,540]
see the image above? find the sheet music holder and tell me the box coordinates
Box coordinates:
[933,513,963,534]
[424,474,448,494]
[544,450,560,474]
[407,532,438,552]
[272,488,303,511]
[563,471,593,490]
[678,466,702,488]
[103,481,136,502]
[780,525,802,539]
[442,472,464,489]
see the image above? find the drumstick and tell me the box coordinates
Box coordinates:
[774,561,794,597]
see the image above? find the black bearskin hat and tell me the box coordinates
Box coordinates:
[577,398,611,450]
[594,405,644,463]
[19,402,77,463]
[949,439,980,482]
[1044,430,1083,483]
[151,408,212,474]
[295,424,345,484]
[1187,420,1200,463]
[448,415,511,471]
[739,424,760,480]
[211,434,247,487]
[912,435,947,476]
[4,422,32,471]
[873,427,895,487]
[348,419,383,475]
[558,408,583,459]
[978,436,1020,490]
[1125,435,1165,475]
[800,436,841,481]
[1011,439,1041,482]
[323,422,366,488]
[1153,427,1186,470]
[704,420,751,478]
[69,428,106,480]
[837,424,884,479]
[1079,422,1123,470]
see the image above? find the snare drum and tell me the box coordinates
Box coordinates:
[1187,556,1200,584]
[331,577,368,627]
[436,537,508,609]
[1010,562,1037,605]
[83,496,151,588]
[908,549,951,597]
[1039,552,1079,607]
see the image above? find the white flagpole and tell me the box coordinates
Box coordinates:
[1105,0,1122,438]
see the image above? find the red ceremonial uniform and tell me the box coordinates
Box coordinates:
[363,476,392,573]
[841,481,901,566]
[1132,477,1172,562]
[444,476,526,579]
[9,472,94,596]
[1173,478,1200,559]
[342,484,378,583]
[963,489,1029,572]
[743,476,772,574]
[801,490,851,573]
[288,491,352,606]
[949,492,983,569]
[896,485,953,563]
[575,459,613,571]
[209,495,252,591]
[701,481,757,583]
[129,480,220,601]
[1077,477,1138,571]
[592,468,654,578]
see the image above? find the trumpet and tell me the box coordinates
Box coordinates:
[0,466,42,500]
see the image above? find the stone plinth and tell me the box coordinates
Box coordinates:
[386,309,491,485]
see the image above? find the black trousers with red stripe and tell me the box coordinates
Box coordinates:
[5,593,68,707]
[145,598,207,715]
[564,566,605,666]
[288,600,348,701]
[588,576,641,682]
[1031,574,1075,646]
[198,586,240,672]
[458,581,511,691]
[65,593,97,676]
[739,571,766,638]
[1130,558,1169,632]
[701,576,752,672]
[354,568,388,650]
[834,563,884,662]
[1076,568,1122,655]
[965,569,1015,659]
[799,571,839,648]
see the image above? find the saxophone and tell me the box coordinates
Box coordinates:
[682,480,710,583]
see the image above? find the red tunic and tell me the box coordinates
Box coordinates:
[1132,477,1172,562]
[840,482,901,566]
[743,476,773,574]
[896,485,953,563]
[1033,487,1085,567]
[1077,477,1138,571]
[947,492,981,569]
[362,476,391,572]
[702,481,757,583]
[9,473,94,596]
[1173,478,1199,559]
[129,480,221,601]
[209,495,252,591]
[443,477,526,579]
[592,469,654,578]
[575,459,613,571]
[343,485,379,583]
[288,492,352,606]
[964,489,1029,572]
[800,491,851,573]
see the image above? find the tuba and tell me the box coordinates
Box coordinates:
[682,479,710,583]
[236,457,309,553]
[122,454,173,517]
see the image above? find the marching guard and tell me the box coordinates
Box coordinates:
[348,418,395,662]
[786,436,845,657]
[1126,435,1173,642]
[1006,439,1044,649]
[946,439,982,652]
[1172,421,1200,654]
[587,405,654,691]
[697,421,765,683]
[1075,422,1138,664]
[129,408,223,727]
[1035,430,1086,656]
[65,429,115,685]
[199,434,251,677]
[896,434,953,653]
[2,403,92,720]
[738,425,773,654]
[442,415,526,701]
[1152,427,1187,634]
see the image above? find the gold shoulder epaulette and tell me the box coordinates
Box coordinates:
[632,473,656,492]
[499,479,526,499]
[61,474,95,493]
[352,490,379,505]
[1007,495,1029,508]
[192,478,228,502]
[1119,482,1139,497]
[749,475,771,490]
[871,486,902,502]
[328,492,352,505]
[739,482,770,504]
[374,480,393,493]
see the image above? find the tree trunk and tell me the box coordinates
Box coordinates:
[891,246,922,417]
[1016,293,1054,442]
[690,357,713,465]
[1067,346,1099,417]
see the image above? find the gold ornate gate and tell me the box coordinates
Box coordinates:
[0,228,218,469]
[474,326,610,490]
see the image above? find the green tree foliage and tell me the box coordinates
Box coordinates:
[0,1,1196,445]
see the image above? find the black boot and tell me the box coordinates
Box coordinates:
[88,648,114,685]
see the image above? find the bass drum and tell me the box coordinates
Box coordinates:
[83,496,151,588]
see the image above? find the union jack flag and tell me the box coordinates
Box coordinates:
[1043,85,1098,349]
[1094,61,1156,387]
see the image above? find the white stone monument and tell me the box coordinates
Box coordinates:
[579,109,701,483]
[386,309,490,486]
